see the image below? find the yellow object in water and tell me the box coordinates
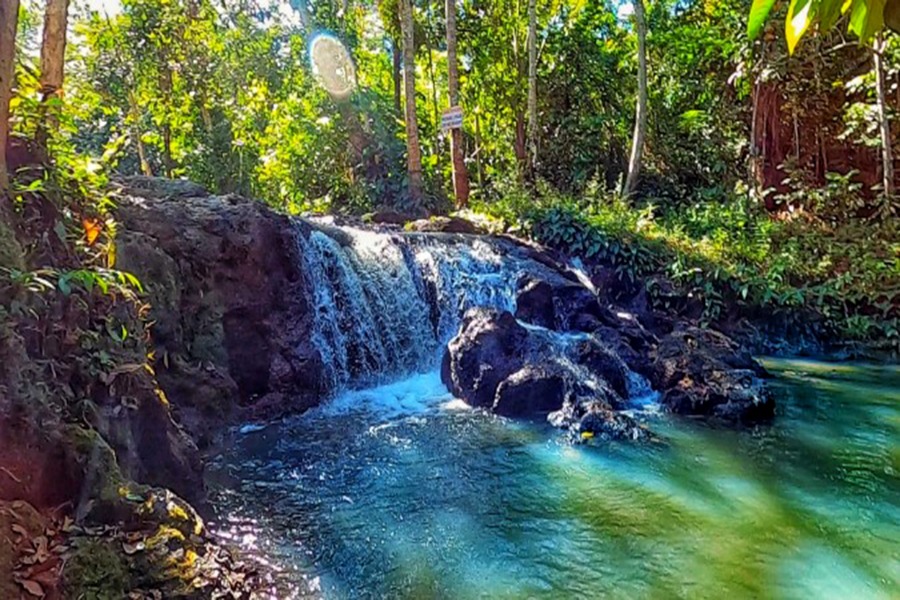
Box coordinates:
[580,431,594,440]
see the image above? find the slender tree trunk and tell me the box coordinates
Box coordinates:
[159,66,175,178]
[35,0,70,157]
[474,106,484,190]
[0,0,24,270]
[399,0,424,205]
[623,0,648,197]
[136,135,152,176]
[0,0,20,192]
[446,0,470,208]
[526,0,538,180]
[426,35,440,161]
[127,92,152,176]
[874,33,895,196]
[514,110,527,169]
[392,41,402,115]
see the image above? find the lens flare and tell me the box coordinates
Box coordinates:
[309,34,356,100]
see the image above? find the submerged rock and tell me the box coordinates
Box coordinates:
[549,401,651,442]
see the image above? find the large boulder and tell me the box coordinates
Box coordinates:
[114,180,326,446]
[442,308,646,440]
[441,309,529,410]
[511,266,773,426]
[651,326,774,422]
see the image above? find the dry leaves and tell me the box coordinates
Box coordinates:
[3,503,73,600]
[19,580,44,597]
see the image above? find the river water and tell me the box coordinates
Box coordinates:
[208,358,899,599]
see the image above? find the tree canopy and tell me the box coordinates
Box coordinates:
[0,0,896,349]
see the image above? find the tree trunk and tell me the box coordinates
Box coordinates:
[159,66,175,178]
[474,106,484,190]
[0,0,24,270]
[399,0,424,205]
[446,0,470,208]
[874,33,895,196]
[514,110,527,170]
[623,0,647,197]
[526,0,538,180]
[392,41,402,115]
[128,91,152,176]
[0,0,20,192]
[425,34,440,161]
[35,0,70,157]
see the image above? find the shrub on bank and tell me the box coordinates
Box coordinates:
[472,185,899,354]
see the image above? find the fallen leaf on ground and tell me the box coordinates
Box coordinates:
[19,579,45,597]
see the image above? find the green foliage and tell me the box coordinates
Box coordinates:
[749,0,900,53]
[476,183,899,349]
[62,538,131,599]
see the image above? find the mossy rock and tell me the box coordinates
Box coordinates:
[64,425,151,525]
[62,538,132,600]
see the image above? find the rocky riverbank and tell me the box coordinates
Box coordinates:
[2,177,781,597]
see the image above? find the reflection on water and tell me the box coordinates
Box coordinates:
[208,360,900,599]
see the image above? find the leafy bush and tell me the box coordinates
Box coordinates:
[474,182,899,352]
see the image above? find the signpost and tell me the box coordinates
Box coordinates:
[441,106,464,131]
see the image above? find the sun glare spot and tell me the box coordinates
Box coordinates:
[309,34,357,100]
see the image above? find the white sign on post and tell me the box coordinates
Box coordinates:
[441,106,464,131]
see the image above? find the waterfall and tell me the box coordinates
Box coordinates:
[295,220,521,392]
[294,219,657,407]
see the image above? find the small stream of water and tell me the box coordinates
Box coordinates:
[209,358,900,599]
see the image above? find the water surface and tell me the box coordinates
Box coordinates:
[209,359,900,599]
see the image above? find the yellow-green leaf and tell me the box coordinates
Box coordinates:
[786,0,814,54]
[748,0,778,39]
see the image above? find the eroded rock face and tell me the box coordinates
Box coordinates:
[115,181,325,446]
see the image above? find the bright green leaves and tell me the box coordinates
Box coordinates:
[747,0,777,40]
[750,0,899,53]
[847,0,886,42]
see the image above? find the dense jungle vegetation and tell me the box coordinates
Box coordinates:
[0,0,898,354]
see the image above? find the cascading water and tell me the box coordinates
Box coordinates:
[295,220,523,392]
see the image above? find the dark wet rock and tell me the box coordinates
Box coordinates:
[442,308,530,409]
[577,404,651,441]
[515,278,555,328]
[493,364,589,417]
[441,308,645,436]
[115,182,325,446]
[567,337,630,399]
[514,274,610,331]
[367,209,414,226]
[549,401,651,442]
[651,326,774,422]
